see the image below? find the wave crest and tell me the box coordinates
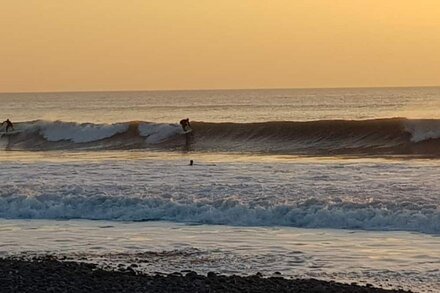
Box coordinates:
[37,121,129,143]
[1,118,439,157]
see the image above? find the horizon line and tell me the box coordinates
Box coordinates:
[1,84,439,95]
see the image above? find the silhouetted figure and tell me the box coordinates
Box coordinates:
[180,118,191,132]
[189,160,194,166]
[2,119,13,133]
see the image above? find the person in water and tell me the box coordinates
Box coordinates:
[180,118,191,131]
[2,119,14,133]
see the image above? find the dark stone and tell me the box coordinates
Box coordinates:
[0,256,413,293]
[207,272,217,279]
[185,271,198,279]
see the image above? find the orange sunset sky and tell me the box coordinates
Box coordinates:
[1,0,440,92]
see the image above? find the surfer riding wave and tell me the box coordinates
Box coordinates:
[1,119,14,133]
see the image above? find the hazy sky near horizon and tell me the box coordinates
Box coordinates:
[1,0,440,92]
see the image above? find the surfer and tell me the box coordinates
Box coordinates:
[1,119,14,133]
[188,160,216,166]
[180,118,191,132]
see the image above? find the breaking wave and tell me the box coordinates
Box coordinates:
[1,118,440,157]
[0,192,439,234]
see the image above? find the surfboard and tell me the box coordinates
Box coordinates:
[0,131,19,137]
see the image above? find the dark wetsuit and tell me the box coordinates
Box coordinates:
[180,119,191,131]
[2,119,13,133]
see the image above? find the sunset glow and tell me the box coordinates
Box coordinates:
[1,0,440,92]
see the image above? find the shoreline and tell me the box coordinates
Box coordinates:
[0,256,410,293]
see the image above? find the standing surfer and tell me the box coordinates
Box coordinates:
[180,118,191,132]
[180,118,192,150]
[1,119,14,133]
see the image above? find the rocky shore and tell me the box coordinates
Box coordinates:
[0,257,410,293]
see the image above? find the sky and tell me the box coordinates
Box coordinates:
[1,0,440,92]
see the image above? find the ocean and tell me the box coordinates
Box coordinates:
[0,87,439,291]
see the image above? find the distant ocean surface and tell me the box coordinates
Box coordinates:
[1,88,439,291]
[1,87,440,157]
[2,87,440,123]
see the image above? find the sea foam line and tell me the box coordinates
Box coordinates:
[0,193,439,234]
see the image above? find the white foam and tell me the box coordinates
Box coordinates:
[35,121,128,143]
[404,119,440,142]
[0,159,439,234]
[138,123,182,143]
[1,194,439,234]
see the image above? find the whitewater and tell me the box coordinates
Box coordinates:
[1,87,439,291]
[1,154,439,234]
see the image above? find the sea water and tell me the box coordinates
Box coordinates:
[0,88,439,291]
